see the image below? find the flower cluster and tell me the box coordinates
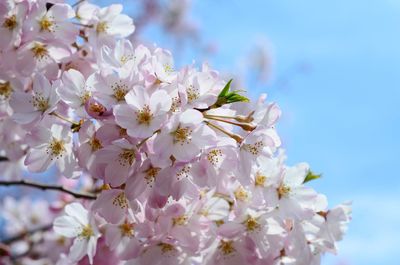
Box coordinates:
[0,0,351,265]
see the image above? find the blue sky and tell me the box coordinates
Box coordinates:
[134,1,400,264]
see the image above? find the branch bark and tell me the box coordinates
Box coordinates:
[0,224,53,245]
[0,180,97,200]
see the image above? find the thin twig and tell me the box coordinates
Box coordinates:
[204,121,243,144]
[0,180,97,200]
[1,224,53,245]
[72,0,85,8]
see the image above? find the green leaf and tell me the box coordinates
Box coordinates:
[303,170,322,183]
[214,80,249,107]
[225,93,250,103]
[218,79,233,98]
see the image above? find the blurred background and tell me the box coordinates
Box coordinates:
[3,0,400,264]
[108,0,399,264]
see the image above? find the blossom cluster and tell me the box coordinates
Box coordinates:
[0,0,351,265]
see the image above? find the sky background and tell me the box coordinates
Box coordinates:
[127,1,400,264]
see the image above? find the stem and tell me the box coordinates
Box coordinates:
[204,121,243,144]
[72,0,85,7]
[72,22,93,28]
[204,115,255,131]
[0,180,97,200]
[1,224,53,245]
[136,130,160,148]
[50,112,78,125]
[203,114,237,120]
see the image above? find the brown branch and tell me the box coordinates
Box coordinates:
[1,224,53,245]
[0,180,97,200]
[72,0,85,8]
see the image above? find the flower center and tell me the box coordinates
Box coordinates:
[119,222,134,237]
[173,215,188,226]
[163,63,174,73]
[89,102,105,115]
[89,137,103,152]
[79,91,91,104]
[255,172,266,187]
[120,54,133,64]
[3,15,17,30]
[0,81,13,100]
[47,138,66,159]
[215,220,225,226]
[186,85,200,103]
[112,192,128,209]
[144,166,160,186]
[96,21,108,34]
[277,184,291,199]
[173,127,192,145]
[242,141,264,155]
[158,242,175,254]
[176,165,190,180]
[234,186,248,202]
[136,105,153,125]
[118,149,135,166]
[39,17,54,32]
[112,84,128,101]
[207,149,222,166]
[170,96,181,112]
[31,93,49,112]
[243,215,260,232]
[79,225,94,239]
[218,240,235,256]
[31,43,48,60]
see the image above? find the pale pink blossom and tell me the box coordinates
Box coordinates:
[53,202,101,264]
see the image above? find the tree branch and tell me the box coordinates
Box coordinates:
[0,180,97,200]
[1,224,53,245]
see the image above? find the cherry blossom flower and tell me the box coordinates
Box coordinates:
[53,202,100,264]
[23,1,78,44]
[153,109,216,162]
[114,86,172,138]
[86,4,135,47]
[57,69,92,117]
[24,123,78,178]
[0,0,27,51]
[10,73,59,124]
[93,138,139,186]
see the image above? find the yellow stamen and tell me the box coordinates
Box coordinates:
[173,127,192,145]
[96,21,108,34]
[31,43,48,60]
[136,105,153,125]
[0,81,13,100]
[118,149,135,166]
[79,225,94,239]
[243,215,260,232]
[277,184,291,199]
[172,215,188,226]
[39,17,54,32]
[218,240,235,255]
[112,192,128,209]
[47,138,66,159]
[119,221,134,237]
[3,15,17,30]
[255,172,266,187]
